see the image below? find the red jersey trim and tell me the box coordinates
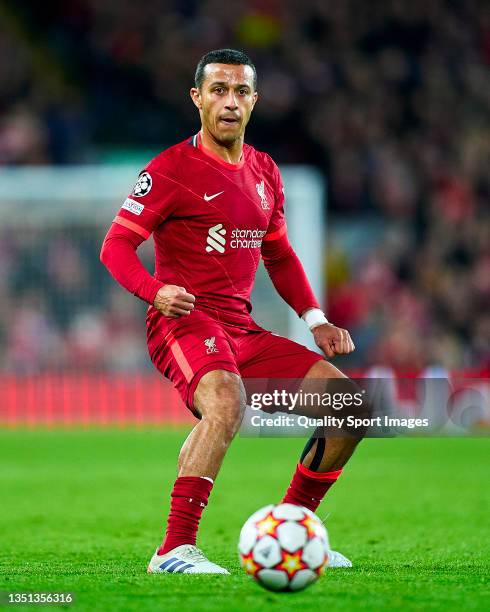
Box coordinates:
[263,223,287,241]
[196,132,245,170]
[113,215,150,240]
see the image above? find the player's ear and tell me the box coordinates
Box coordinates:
[251,91,258,109]
[190,87,202,110]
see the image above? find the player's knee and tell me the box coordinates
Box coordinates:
[195,370,245,436]
[305,359,346,380]
[303,361,372,439]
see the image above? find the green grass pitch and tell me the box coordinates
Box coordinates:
[0,429,488,611]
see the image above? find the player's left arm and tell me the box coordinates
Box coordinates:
[261,166,354,358]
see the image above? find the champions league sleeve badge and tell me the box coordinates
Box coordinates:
[131,172,152,197]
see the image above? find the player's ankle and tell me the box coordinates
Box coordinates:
[157,540,195,556]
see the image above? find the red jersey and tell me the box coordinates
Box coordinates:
[114,133,288,326]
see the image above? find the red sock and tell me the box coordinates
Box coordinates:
[282,463,343,512]
[158,476,213,555]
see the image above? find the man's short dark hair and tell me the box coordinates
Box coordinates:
[195,49,257,90]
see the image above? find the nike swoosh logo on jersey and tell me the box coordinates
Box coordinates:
[203,191,224,202]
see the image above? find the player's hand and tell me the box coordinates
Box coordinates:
[312,323,355,359]
[153,285,195,318]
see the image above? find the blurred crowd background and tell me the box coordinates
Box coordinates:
[0,0,488,373]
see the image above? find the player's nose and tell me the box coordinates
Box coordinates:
[224,93,238,110]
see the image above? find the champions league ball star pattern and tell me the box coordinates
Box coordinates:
[238,503,329,592]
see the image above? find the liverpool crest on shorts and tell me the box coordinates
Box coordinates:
[204,337,218,354]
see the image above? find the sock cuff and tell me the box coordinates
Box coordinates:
[172,475,214,502]
[297,462,343,481]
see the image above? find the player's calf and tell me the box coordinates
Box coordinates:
[177,370,245,474]
[196,370,247,439]
[193,369,246,446]
[156,370,246,558]
[281,359,369,533]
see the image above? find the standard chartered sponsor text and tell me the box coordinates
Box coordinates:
[230,228,267,248]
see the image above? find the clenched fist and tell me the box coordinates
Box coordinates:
[153,285,195,318]
[312,323,355,359]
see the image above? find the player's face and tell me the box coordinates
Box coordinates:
[191,64,258,145]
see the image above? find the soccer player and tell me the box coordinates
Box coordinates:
[101,49,361,574]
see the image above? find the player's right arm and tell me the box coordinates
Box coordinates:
[100,160,195,318]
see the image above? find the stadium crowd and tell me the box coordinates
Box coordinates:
[0,0,488,372]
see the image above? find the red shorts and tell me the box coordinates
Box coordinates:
[146,307,323,416]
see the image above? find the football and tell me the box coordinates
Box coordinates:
[238,503,329,591]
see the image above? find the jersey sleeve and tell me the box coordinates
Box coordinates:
[263,163,288,243]
[261,161,321,316]
[113,155,181,240]
[100,222,165,304]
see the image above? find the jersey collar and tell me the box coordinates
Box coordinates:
[192,131,245,170]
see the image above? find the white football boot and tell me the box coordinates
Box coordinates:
[147,544,230,574]
[326,549,352,568]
